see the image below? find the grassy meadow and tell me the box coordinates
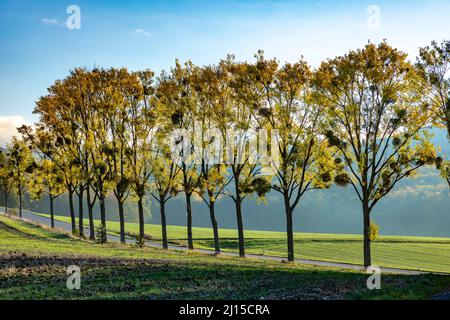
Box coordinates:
[1,214,450,300]
[35,213,450,274]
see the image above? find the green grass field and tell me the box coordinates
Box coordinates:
[1,214,450,300]
[36,213,450,274]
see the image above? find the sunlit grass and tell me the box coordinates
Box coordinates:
[35,213,450,273]
[1,214,450,300]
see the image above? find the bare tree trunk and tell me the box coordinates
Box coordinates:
[232,169,246,258]
[160,195,168,250]
[99,193,107,243]
[4,188,8,213]
[49,195,55,228]
[284,193,294,262]
[209,199,220,255]
[235,192,245,258]
[97,177,107,243]
[78,186,84,237]
[117,199,126,243]
[186,192,194,250]
[19,190,22,218]
[363,201,372,268]
[68,189,76,234]
[86,187,95,241]
[138,197,144,240]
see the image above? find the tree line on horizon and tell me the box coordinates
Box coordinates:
[0,40,449,267]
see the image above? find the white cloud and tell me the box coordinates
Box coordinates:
[134,28,151,38]
[0,116,28,146]
[41,18,60,25]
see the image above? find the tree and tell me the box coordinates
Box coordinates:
[314,42,436,268]
[33,70,94,238]
[29,159,65,228]
[191,64,234,254]
[219,57,268,258]
[417,40,450,186]
[68,69,100,241]
[242,52,337,261]
[0,149,12,213]
[157,61,200,250]
[8,137,34,217]
[87,68,117,243]
[103,68,140,243]
[435,158,450,187]
[148,139,180,250]
[121,70,157,242]
[18,124,80,233]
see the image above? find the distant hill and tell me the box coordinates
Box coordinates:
[3,129,450,238]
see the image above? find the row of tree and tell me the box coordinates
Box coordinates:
[0,40,449,267]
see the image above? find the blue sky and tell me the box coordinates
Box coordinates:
[1,0,450,144]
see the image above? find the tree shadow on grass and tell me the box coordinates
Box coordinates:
[1,254,448,300]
